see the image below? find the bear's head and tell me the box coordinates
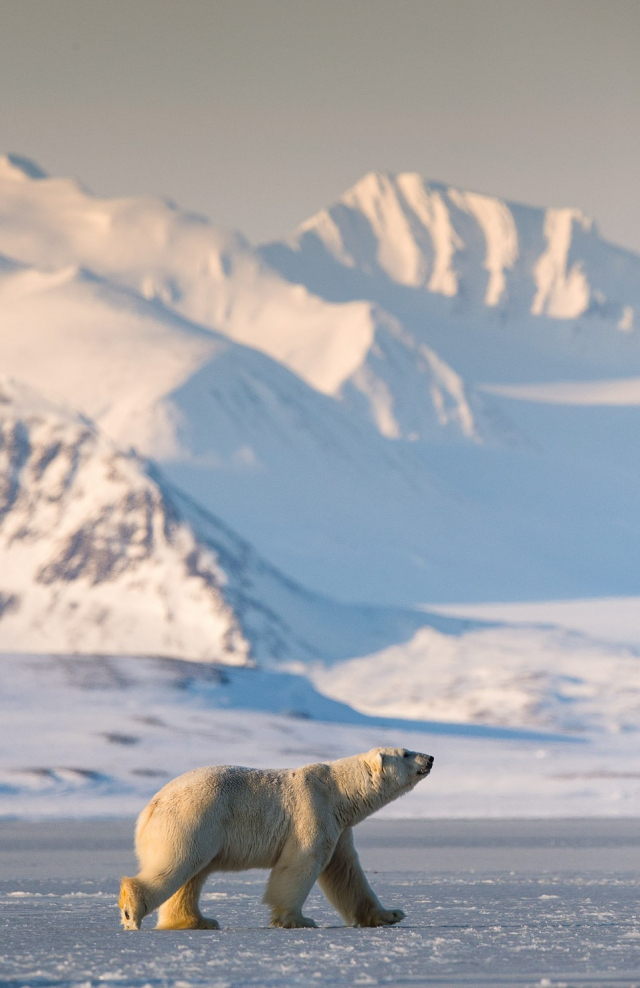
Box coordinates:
[365,747,434,796]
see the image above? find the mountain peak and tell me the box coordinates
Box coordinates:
[279,169,638,323]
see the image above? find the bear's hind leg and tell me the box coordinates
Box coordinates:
[156,867,219,930]
[318,827,405,927]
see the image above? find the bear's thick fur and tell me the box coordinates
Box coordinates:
[119,747,433,930]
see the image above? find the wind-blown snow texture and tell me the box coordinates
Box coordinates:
[1,156,640,819]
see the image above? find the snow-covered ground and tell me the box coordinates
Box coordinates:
[2,641,640,820]
[308,622,640,733]
[430,597,640,649]
[2,818,640,988]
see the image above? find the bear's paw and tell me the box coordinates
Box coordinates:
[270,910,318,929]
[196,916,221,930]
[357,908,405,927]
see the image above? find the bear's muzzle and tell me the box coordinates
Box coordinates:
[415,754,434,776]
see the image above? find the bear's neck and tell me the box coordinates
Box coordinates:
[328,756,397,827]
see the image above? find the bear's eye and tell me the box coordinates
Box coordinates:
[124,910,130,920]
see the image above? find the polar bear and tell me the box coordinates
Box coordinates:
[119,746,433,930]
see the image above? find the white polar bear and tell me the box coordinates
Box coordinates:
[119,746,433,930]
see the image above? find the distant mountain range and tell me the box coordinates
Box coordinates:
[4,151,640,797]
[264,170,640,322]
[1,152,639,616]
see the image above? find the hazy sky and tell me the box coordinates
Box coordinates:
[1,0,639,250]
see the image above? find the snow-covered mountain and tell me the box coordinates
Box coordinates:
[0,153,375,395]
[0,245,496,603]
[1,155,639,607]
[4,155,640,408]
[262,170,640,387]
[259,172,640,603]
[3,158,640,819]
[0,154,501,447]
[0,377,250,662]
[264,170,640,326]
[0,378,442,661]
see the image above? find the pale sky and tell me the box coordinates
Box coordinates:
[1,0,639,251]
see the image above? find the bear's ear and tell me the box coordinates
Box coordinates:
[366,750,384,775]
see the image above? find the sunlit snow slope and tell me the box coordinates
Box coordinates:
[0,155,501,445]
[264,170,640,335]
[0,249,506,603]
[1,156,640,605]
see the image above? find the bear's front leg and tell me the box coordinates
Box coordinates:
[318,827,405,927]
[264,836,330,929]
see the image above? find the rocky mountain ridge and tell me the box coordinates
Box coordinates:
[0,378,439,660]
[265,169,640,325]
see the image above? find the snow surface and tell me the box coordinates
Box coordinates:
[308,623,640,733]
[482,376,640,405]
[430,598,640,649]
[2,819,640,988]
